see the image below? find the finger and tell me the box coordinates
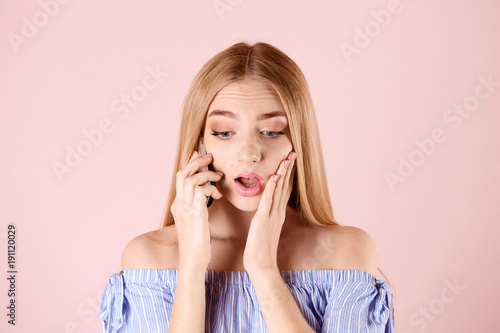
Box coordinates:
[180,151,199,205]
[189,150,198,162]
[273,152,293,196]
[257,173,279,218]
[272,156,291,214]
[192,180,224,209]
[279,153,296,212]
[189,170,223,186]
[192,187,208,210]
[261,152,294,216]
[199,182,223,199]
[189,173,223,205]
[180,154,213,207]
[183,153,213,179]
[189,172,224,208]
[176,151,200,204]
[271,158,287,209]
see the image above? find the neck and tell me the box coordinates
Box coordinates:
[207,196,255,241]
[207,196,297,241]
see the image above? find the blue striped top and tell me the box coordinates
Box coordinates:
[99,269,394,332]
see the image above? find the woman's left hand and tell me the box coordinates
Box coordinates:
[243,151,297,273]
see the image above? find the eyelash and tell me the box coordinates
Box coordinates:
[210,130,286,141]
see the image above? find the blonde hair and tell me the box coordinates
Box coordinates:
[160,41,340,230]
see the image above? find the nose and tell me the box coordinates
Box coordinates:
[237,141,261,165]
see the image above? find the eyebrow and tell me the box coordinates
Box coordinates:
[207,110,286,121]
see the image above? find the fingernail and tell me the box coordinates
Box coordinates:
[204,153,212,158]
[216,172,223,176]
[285,160,291,168]
[274,174,280,182]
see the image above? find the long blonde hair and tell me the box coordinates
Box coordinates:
[160,41,340,230]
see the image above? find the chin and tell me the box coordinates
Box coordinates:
[225,193,260,212]
[235,201,259,212]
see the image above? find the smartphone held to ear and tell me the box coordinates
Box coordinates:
[198,137,215,207]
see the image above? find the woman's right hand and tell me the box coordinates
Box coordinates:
[170,150,223,272]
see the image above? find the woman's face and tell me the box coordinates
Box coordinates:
[203,79,294,212]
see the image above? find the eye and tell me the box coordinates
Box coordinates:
[210,130,286,140]
[211,131,232,139]
[262,130,286,138]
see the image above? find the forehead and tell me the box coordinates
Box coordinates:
[208,80,285,116]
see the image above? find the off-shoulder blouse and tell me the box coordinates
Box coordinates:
[99,269,394,332]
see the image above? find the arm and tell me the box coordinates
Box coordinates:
[244,152,314,332]
[119,151,221,333]
[167,150,223,332]
[121,234,208,333]
[247,268,315,333]
[168,267,206,333]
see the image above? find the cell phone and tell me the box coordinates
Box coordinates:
[197,137,215,207]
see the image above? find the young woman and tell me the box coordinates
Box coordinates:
[99,42,395,332]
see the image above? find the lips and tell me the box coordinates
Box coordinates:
[234,172,263,182]
[234,172,264,197]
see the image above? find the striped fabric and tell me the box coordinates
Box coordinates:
[99,269,394,332]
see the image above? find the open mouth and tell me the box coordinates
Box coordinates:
[236,177,259,188]
[234,176,263,197]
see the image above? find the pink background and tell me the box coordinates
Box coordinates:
[1,1,499,332]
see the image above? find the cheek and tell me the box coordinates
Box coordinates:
[210,155,237,175]
[217,159,241,177]
[278,142,294,158]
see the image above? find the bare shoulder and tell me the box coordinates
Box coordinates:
[316,225,379,276]
[121,225,179,270]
